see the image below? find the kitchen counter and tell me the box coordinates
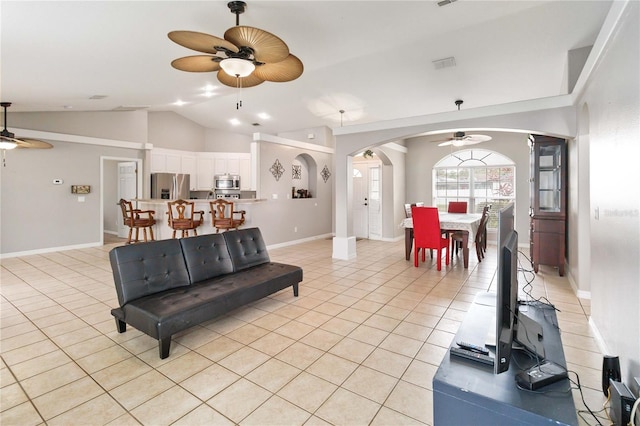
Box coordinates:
[134,199,266,239]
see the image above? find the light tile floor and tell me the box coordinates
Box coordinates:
[1,238,607,425]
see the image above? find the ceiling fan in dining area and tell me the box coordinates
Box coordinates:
[434,131,492,147]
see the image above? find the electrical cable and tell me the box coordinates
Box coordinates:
[568,370,604,426]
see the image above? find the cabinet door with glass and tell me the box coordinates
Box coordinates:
[530,136,566,218]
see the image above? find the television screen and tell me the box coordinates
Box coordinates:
[495,203,518,374]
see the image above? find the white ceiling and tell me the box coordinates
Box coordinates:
[1,1,612,136]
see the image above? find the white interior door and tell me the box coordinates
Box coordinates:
[353,164,368,238]
[117,162,138,237]
[368,165,382,240]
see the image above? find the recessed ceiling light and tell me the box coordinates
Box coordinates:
[258,112,270,120]
[173,100,187,106]
[229,118,241,126]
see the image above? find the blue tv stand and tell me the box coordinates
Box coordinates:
[432,292,577,425]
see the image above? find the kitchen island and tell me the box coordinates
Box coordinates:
[135,199,266,240]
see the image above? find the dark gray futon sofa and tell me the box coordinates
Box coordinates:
[109,227,302,358]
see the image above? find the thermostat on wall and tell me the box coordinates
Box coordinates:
[52,179,64,185]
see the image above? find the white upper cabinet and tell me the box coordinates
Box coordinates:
[150,149,252,191]
[196,157,215,190]
[181,155,197,189]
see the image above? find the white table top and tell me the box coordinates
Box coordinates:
[402,213,483,242]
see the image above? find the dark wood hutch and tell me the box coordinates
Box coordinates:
[529,135,567,276]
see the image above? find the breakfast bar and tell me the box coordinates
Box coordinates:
[135,198,266,240]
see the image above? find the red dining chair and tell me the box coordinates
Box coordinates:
[411,206,450,271]
[447,201,468,213]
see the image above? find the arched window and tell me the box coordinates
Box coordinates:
[433,149,515,229]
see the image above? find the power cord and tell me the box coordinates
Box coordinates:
[568,370,605,426]
[517,249,559,311]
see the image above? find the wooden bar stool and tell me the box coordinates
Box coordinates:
[119,199,156,244]
[166,199,204,238]
[209,199,246,233]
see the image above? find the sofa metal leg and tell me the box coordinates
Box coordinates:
[115,318,126,333]
[293,283,299,297]
[159,337,171,359]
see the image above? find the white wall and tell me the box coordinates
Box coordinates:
[578,1,640,381]
[0,141,143,254]
[148,111,205,151]
[205,128,252,153]
[8,110,148,143]
[256,142,333,244]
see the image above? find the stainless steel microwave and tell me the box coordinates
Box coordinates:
[214,174,240,190]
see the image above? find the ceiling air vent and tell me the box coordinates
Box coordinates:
[89,95,108,100]
[112,105,150,111]
[432,57,456,70]
[437,0,457,6]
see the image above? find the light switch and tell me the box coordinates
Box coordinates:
[272,194,278,199]
[78,196,85,202]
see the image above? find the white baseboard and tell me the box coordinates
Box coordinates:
[266,233,334,251]
[589,316,610,355]
[0,241,103,259]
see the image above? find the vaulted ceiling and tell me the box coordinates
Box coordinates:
[1,1,612,136]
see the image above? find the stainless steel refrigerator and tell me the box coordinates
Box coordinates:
[151,173,190,199]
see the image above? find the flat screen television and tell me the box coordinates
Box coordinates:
[494,203,519,374]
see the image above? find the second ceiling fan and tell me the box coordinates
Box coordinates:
[434,100,492,147]
[436,131,492,147]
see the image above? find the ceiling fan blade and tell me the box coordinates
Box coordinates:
[464,134,492,143]
[15,138,53,149]
[224,26,289,63]
[217,70,265,88]
[168,31,238,55]
[254,54,303,82]
[171,55,221,72]
[437,141,454,147]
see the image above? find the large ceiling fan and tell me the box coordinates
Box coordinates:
[168,1,303,96]
[1,102,53,165]
[435,131,492,147]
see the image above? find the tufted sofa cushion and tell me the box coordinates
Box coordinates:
[109,239,190,306]
[180,233,234,283]
[223,227,270,271]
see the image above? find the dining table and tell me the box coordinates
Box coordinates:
[402,212,483,268]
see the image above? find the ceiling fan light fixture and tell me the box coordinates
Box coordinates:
[220,58,255,77]
[452,139,465,147]
[0,140,18,150]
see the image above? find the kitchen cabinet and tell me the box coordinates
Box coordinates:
[529,135,566,276]
[196,157,215,190]
[150,149,251,191]
[181,155,197,190]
